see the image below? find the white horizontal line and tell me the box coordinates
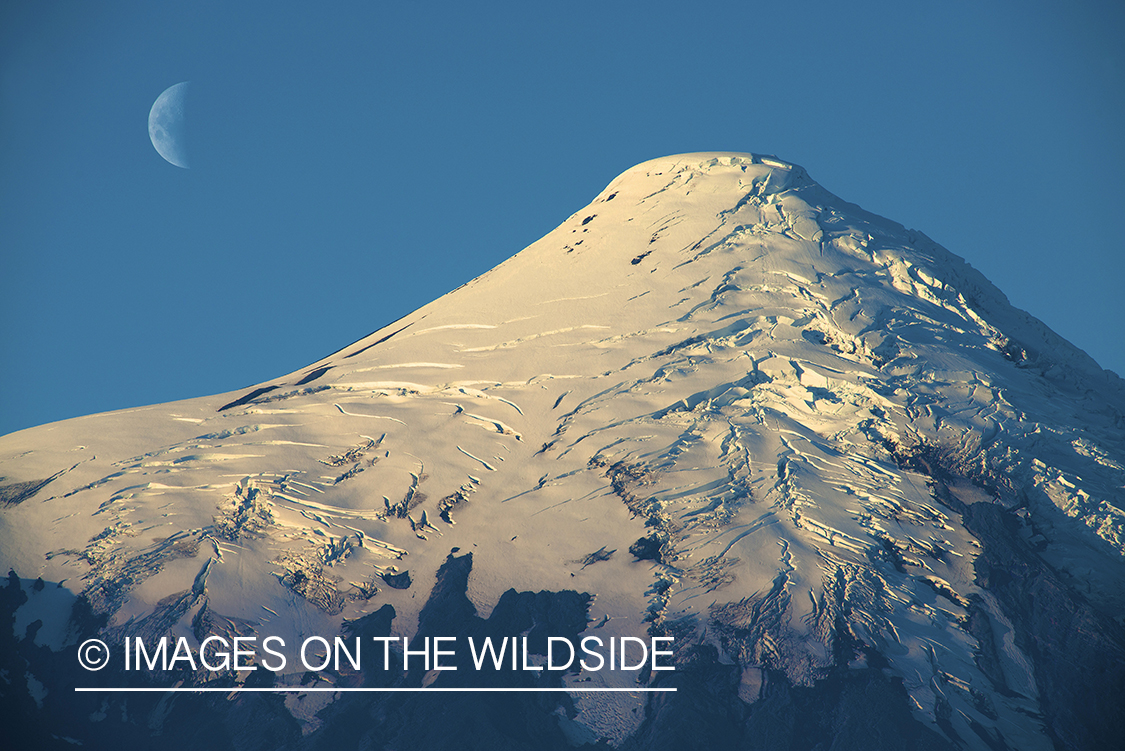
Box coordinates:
[75,686,675,693]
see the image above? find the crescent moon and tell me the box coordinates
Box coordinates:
[148,82,190,169]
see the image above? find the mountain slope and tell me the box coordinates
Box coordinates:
[2,153,1123,750]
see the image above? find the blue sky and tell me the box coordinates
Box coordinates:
[2,0,1122,437]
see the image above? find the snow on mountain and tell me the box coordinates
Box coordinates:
[2,153,1123,750]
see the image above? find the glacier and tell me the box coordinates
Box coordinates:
[1,153,1123,750]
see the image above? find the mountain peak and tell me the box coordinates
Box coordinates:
[596,151,814,214]
[608,151,806,182]
[2,153,1123,750]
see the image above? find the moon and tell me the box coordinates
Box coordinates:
[148,82,190,169]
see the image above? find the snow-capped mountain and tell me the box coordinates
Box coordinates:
[2,153,1123,750]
